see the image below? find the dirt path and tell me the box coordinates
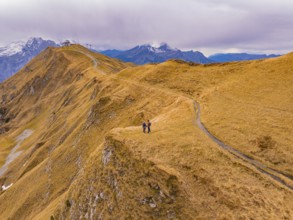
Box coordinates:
[70,50,106,75]
[77,49,293,191]
[194,101,293,190]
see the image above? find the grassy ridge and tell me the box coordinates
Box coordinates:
[0,46,292,219]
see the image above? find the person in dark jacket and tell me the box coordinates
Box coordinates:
[142,122,147,133]
[147,120,152,133]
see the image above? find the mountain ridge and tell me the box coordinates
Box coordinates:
[100,44,281,65]
[0,45,292,219]
[0,38,282,82]
[100,43,212,64]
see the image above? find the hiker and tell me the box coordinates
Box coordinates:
[142,122,147,133]
[147,120,152,133]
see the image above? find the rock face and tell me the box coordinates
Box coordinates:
[0,37,58,82]
[100,43,212,65]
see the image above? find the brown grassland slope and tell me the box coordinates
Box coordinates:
[0,45,292,219]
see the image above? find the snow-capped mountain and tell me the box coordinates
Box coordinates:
[0,37,58,82]
[0,38,281,82]
[0,41,26,57]
[100,43,212,65]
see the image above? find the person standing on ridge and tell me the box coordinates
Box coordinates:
[142,122,147,133]
[147,120,152,133]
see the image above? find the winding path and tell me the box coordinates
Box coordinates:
[194,101,293,191]
[77,49,293,191]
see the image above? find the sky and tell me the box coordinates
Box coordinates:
[0,0,293,55]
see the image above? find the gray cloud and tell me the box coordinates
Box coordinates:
[0,0,292,55]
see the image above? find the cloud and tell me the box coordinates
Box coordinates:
[0,0,292,55]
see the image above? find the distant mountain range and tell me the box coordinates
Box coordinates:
[100,44,280,65]
[0,38,281,82]
[100,43,211,65]
[208,53,280,62]
[0,37,58,82]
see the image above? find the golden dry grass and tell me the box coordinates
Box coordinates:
[0,45,292,219]
[117,57,293,177]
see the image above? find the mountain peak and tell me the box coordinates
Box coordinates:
[135,43,177,54]
[158,42,175,51]
[27,37,43,44]
[0,37,59,81]
[101,42,211,65]
[25,37,49,49]
[0,37,55,57]
[0,41,26,56]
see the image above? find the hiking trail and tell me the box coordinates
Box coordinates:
[77,49,293,191]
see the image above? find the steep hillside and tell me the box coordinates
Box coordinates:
[0,46,292,219]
